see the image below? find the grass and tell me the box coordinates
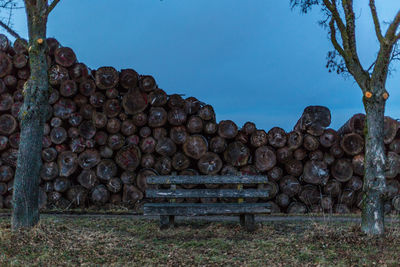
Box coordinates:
[0,216,399,266]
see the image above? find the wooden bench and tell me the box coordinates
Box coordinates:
[143,175,272,232]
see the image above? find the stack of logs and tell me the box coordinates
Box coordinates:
[0,34,399,214]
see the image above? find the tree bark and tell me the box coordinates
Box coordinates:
[12,5,49,230]
[361,95,386,236]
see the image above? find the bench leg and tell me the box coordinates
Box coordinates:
[244,214,256,232]
[160,215,170,230]
[240,214,245,226]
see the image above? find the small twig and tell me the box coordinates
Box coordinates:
[0,19,20,39]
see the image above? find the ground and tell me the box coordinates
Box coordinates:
[0,215,399,266]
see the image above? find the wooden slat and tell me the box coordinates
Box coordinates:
[146,189,271,198]
[146,175,269,185]
[143,203,271,216]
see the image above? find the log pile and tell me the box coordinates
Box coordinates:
[0,34,399,214]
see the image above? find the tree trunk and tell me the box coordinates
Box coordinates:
[362,97,386,236]
[12,7,49,230]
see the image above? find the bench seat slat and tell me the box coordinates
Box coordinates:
[143,203,271,216]
[146,189,271,199]
[147,175,269,185]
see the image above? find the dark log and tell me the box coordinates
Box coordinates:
[66,186,88,207]
[54,47,76,67]
[79,120,96,140]
[0,165,13,182]
[43,181,54,192]
[139,126,151,138]
[303,134,319,151]
[386,151,400,179]
[125,135,140,146]
[155,156,172,175]
[186,115,203,134]
[338,113,365,136]
[172,152,190,171]
[287,202,307,214]
[49,64,69,86]
[68,127,81,139]
[141,153,155,168]
[47,191,62,204]
[4,75,17,88]
[266,166,282,182]
[323,152,335,166]
[0,52,12,78]
[148,89,167,107]
[286,130,303,150]
[40,162,58,181]
[3,195,12,208]
[132,112,147,127]
[77,169,97,190]
[104,99,121,118]
[0,114,17,135]
[60,80,78,97]
[105,118,120,134]
[13,38,28,55]
[324,179,342,197]
[136,168,158,192]
[89,92,106,108]
[242,122,256,136]
[389,139,400,154]
[0,93,13,111]
[279,175,301,197]
[250,130,268,147]
[331,159,353,182]
[17,68,30,80]
[198,105,215,121]
[55,143,67,153]
[121,120,136,136]
[339,189,356,207]
[13,89,24,101]
[0,34,9,52]
[139,75,156,92]
[95,66,119,89]
[197,152,223,175]
[218,120,238,139]
[79,79,96,96]
[46,38,59,55]
[386,180,400,199]
[267,127,287,148]
[0,183,7,195]
[50,117,62,128]
[153,127,167,140]
[168,108,187,126]
[107,133,125,150]
[155,138,177,157]
[254,146,276,171]
[346,176,363,191]
[330,143,344,158]
[167,94,185,109]
[302,160,329,185]
[118,112,128,121]
[121,171,136,184]
[309,150,324,161]
[91,184,110,205]
[92,112,107,129]
[42,136,52,148]
[42,147,57,162]
[122,184,143,204]
[319,128,338,148]
[58,151,78,177]
[284,159,303,177]
[106,88,119,99]
[54,177,71,193]
[122,88,148,114]
[120,69,139,89]
[340,133,364,156]
[384,116,399,144]
[203,122,217,135]
[78,149,101,169]
[183,135,208,160]
[170,126,188,145]
[96,159,117,181]
[276,193,290,208]
[50,127,67,144]
[73,94,88,107]
[294,106,331,136]
[0,135,7,151]
[0,79,5,94]
[210,136,227,154]
[85,139,95,148]
[223,141,250,167]
[235,131,248,144]
[69,63,89,82]
[8,132,19,148]
[140,136,156,153]
[107,178,122,193]
[299,185,321,205]
[320,196,333,211]
[54,98,76,119]
[148,107,167,128]
[13,54,28,68]
[184,97,201,115]
[392,195,400,212]
[115,145,141,171]
[48,90,60,105]
[293,148,307,161]
[276,146,292,163]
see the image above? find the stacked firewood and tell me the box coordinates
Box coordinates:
[0,35,399,214]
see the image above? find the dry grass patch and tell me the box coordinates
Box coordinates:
[0,216,399,266]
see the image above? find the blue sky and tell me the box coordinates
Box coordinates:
[5,0,400,131]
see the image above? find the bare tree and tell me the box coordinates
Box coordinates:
[0,0,61,230]
[291,0,400,236]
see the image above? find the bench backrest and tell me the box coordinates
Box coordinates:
[146,175,273,199]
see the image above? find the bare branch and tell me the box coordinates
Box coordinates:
[0,19,20,38]
[329,18,345,58]
[46,0,60,16]
[384,10,400,43]
[369,0,384,44]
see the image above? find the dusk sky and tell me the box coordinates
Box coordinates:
[5,0,400,131]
